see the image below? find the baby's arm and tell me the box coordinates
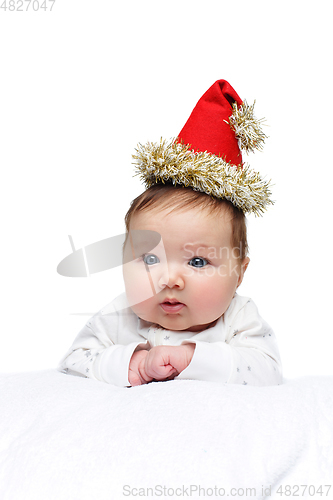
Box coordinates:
[58,326,146,386]
[128,345,195,386]
[58,296,149,387]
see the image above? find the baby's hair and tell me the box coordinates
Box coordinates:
[124,184,248,261]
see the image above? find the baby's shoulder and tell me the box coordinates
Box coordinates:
[225,294,259,320]
[87,292,137,334]
[98,292,132,317]
[229,293,254,309]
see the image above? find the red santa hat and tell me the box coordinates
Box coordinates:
[178,80,244,166]
[133,79,272,215]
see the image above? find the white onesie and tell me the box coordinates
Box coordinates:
[58,293,282,387]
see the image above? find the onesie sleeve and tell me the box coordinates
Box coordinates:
[57,296,148,387]
[177,296,282,386]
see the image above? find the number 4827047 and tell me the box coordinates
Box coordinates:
[0,0,56,11]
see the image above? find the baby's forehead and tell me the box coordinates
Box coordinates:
[129,205,234,251]
[130,202,231,226]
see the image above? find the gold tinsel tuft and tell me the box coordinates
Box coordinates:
[227,100,267,154]
[132,139,273,216]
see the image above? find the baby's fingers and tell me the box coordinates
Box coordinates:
[128,350,153,386]
[129,366,154,386]
[128,370,143,387]
[146,362,178,381]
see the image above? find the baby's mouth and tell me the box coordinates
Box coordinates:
[160,299,185,313]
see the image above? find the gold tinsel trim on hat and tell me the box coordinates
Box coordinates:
[227,100,267,154]
[133,139,273,216]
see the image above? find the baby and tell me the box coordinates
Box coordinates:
[58,80,282,387]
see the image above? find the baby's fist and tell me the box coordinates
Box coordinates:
[144,344,195,381]
[128,349,153,386]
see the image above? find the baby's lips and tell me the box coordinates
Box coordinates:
[161,298,184,305]
[160,302,185,313]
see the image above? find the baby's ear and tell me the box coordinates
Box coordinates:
[242,257,250,274]
[237,257,250,287]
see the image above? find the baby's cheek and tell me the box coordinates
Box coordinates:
[191,273,232,316]
[192,280,219,309]
[123,267,155,307]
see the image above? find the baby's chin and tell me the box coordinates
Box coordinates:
[156,318,219,333]
[179,319,219,332]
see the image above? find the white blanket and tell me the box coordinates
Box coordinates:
[0,371,332,500]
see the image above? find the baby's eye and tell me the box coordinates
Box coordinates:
[188,257,208,268]
[143,254,160,265]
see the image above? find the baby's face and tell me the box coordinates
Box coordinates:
[123,205,249,332]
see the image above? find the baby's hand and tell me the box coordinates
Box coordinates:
[128,349,153,387]
[144,344,195,382]
[128,345,195,386]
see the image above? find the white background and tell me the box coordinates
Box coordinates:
[0,0,332,379]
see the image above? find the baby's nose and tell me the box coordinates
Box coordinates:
[157,263,185,289]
